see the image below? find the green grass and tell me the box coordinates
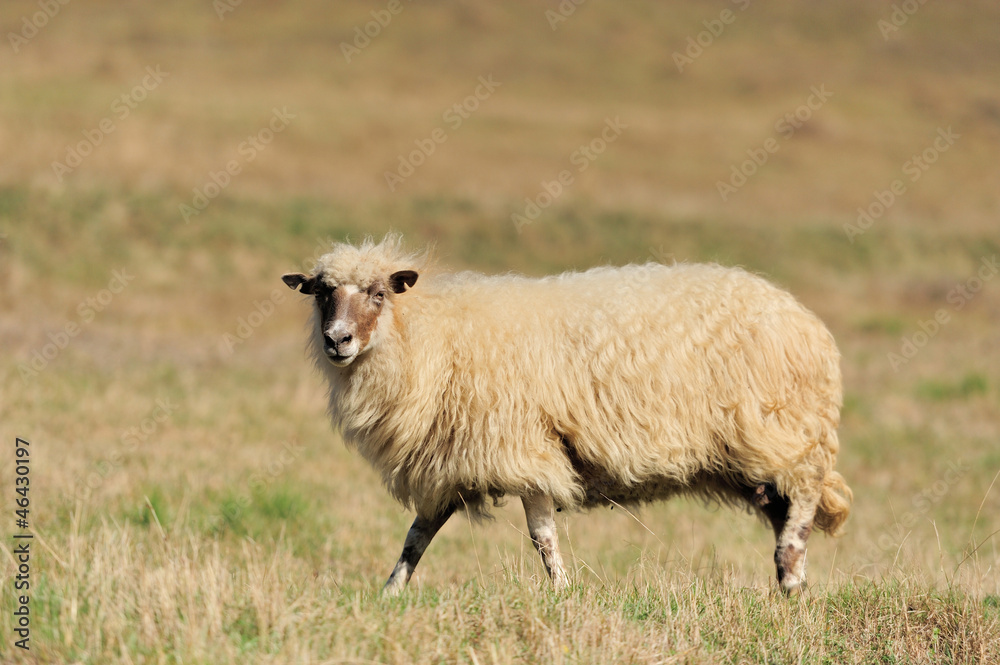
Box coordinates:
[5,186,999,295]
[917,373,990,401]
[123,487,173,529]
[6,533,995,664]
[2,0,1000,662]
[212,485,311,537]
[2,185,999,663]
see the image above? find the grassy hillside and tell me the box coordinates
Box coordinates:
[1,1,999,663]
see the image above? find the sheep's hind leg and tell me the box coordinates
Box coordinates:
[772,490,819,595]
[382,505,455,596]
[749,482,790,541]
[747,481,816,594]
[521,493,568,590]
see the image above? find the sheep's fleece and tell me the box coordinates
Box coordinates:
[283,234,852,594]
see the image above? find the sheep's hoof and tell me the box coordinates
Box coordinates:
[780,578,806,597]
[382,576,407,597]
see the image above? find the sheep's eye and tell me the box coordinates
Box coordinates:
[374,291,386,302]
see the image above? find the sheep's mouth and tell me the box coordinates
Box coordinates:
[325,350,356,367]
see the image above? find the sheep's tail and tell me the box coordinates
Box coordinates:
[814,468,852,536]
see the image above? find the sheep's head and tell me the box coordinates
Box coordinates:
[282,268,417,367]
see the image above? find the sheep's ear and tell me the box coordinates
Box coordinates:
[282,273,316,294]
[389,270,418,293]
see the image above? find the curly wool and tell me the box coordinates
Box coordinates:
[308,235,852,534]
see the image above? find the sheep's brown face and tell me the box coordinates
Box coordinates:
[282,270,418,367]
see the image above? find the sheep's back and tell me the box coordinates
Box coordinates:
[367,263,840,512]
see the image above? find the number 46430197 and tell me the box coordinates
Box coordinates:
[15,438,30,522]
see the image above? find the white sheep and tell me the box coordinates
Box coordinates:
[282,234,851,594]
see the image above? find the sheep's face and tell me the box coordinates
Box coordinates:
[282,269,418,367]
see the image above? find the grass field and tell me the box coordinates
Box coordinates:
[2,1,999,663]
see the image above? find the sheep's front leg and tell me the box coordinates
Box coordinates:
[522,493,568,590]
[383,505,455,596]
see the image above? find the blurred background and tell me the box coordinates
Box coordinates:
[1,0,998,660]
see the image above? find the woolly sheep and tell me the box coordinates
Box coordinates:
[282,234,852,595]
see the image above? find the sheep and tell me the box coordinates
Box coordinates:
[281,234,852,595]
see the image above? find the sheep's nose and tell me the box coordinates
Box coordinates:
[325,333,353,349]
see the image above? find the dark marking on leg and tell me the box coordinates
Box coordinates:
[383,504,455,595]
[775,513,817,595]
[738,476,821,595]
[763,494,790,539]
[778,543,802,577]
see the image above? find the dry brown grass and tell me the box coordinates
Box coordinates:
[1,1,999,663]
[6,520,998,663]
[1,189,997,663]
[1,1,999,231]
